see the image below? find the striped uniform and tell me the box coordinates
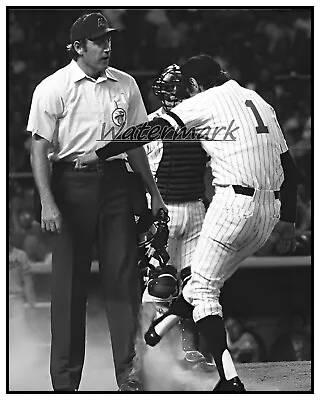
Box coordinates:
[145,107,207,274]
[161,79,287,321]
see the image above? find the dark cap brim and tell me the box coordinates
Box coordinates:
[88,28,117,40]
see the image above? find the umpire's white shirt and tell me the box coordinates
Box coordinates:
[27,60,147,162]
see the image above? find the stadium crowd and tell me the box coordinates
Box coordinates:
[9,8,311,258]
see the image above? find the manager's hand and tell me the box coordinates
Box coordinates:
[272,220,297,255]
[75,152,99,169]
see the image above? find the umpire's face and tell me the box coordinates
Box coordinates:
[79,34,112,75]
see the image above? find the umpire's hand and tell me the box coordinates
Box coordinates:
[41,201,62,234]
[272,220,297,254]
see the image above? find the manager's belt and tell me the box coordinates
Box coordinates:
[232,185,280,200]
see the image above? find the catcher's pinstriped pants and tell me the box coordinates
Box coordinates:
[166,200,206,273]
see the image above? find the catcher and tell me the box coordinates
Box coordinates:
[133,207,214,385]
[142,64,214,371]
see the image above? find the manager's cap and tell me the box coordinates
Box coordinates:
[70,12,116,42]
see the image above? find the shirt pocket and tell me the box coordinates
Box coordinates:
[110,91,129,128]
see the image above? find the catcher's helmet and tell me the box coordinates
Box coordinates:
[152,64,183,111]
[146,264,179,302]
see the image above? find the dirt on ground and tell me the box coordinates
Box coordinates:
[236,361,311,392]
[8,305,312,392]
[138,305,311,392]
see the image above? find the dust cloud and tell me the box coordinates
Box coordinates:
[9,301,51,391]
[135,303,218,391]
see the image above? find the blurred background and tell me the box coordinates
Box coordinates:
[8,7,312,391]
[9,7,312,237]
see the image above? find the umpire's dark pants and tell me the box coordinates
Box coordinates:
[49,160,141,390]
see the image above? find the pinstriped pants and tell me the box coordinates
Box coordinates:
[183,186,281,321]
[166,200,206,272]
[141,199,205,303]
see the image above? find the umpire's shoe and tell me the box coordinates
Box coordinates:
[213,376,246,392]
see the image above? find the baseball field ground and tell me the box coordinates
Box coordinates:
[9,305,312,392]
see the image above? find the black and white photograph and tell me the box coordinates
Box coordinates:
[7,6,312,393]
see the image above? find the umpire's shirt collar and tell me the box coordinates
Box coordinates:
[70,59,118,83]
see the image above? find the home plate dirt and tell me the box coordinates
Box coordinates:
[8,305,312,392]
[235,361,311,392]
[139,323,311,392]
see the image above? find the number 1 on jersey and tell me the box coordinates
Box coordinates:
[245,100,269,134]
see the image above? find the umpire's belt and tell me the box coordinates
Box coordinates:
[232,185,280,200]
[52,159,125,173]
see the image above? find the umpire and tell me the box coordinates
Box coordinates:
[27,12,166,391]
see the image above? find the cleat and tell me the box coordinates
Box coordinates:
[213,376,246,392]
[184,350,207,364]
[179,350,217,373]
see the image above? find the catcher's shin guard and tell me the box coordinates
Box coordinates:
[180,318,200,352]
[144,294,193,346]
[144,312,181,346]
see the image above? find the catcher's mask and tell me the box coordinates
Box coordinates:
[137,209,169,247]
[138,218,158,248]
[152,64,183,111]
[137,208,170,270]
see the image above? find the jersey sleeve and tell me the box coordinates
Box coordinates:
[127,78,148,127]
[270,106,288,153]
[143,140,163,177]
[27,79,64,142]
[278,131,289,153]
[145,107,164,154]
[144,141,159,156]
[160,93,212,132]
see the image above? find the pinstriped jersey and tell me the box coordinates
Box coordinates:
[161,80,288,191]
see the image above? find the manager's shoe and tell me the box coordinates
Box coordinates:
[213,376,246,392]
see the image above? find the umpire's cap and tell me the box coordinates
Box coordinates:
[70,12,116,43]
